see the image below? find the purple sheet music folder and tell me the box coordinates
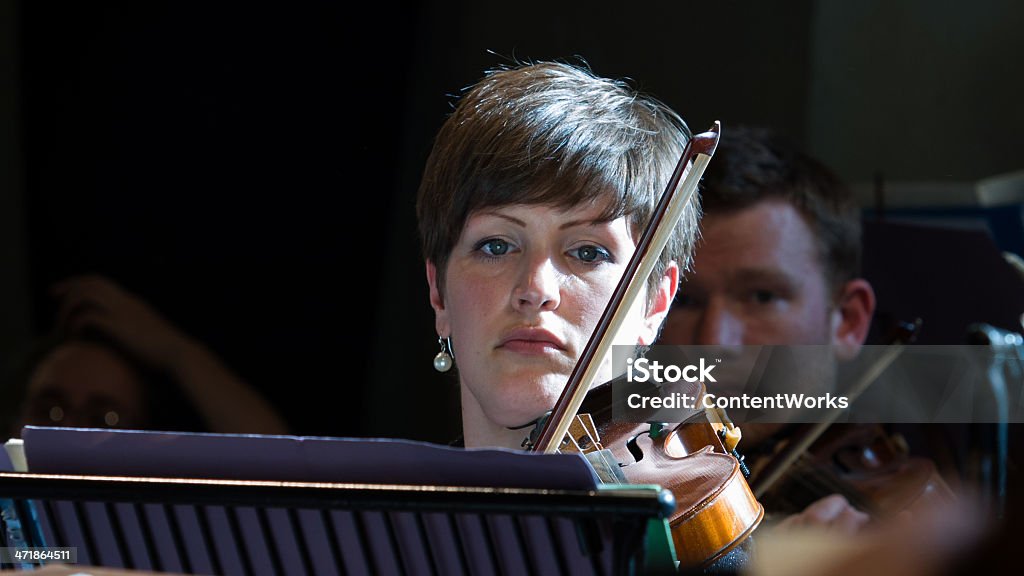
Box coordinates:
[20,426,599,490]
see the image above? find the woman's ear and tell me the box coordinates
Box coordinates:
[831,278,876,361]
[639,262,680,345]
[426,261,450,337]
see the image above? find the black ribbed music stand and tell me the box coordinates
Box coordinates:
[0,471,674,576]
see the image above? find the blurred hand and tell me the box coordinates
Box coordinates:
[773,494,870,535]
[52,275,190,370]
[750,493,988,576]
[51,274,289,435]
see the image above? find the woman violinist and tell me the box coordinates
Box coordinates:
[416,62,782,571]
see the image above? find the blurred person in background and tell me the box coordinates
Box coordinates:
[4,275,288,438]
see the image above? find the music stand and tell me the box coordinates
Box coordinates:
[1,428,676,575]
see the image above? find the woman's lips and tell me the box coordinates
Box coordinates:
[498,328,566,355]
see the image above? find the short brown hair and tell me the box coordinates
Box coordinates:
[699,126,861,293]
[416,61,698,306]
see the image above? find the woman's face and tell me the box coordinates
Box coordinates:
[427,203,677,438]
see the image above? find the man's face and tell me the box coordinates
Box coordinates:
[660,199,835,346]
[658,200,846,429]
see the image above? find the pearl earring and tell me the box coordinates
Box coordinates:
[433,336,454,372]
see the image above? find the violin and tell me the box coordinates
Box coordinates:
[751,422,955,519]
[573,376,763,568]
[748,320,956,520]
[526,122,764,570]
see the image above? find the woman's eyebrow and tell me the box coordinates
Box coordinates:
[473,212,609,230]
[476,212,527,227]
[559,217,611,230]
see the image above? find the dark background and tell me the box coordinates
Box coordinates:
[2,1,1022,443]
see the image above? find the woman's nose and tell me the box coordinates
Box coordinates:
[511,256,561,312]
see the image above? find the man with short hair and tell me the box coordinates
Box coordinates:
[659,125,876,532]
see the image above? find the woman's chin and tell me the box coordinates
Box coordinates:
[488,394,560,431]
[472,373,569,430]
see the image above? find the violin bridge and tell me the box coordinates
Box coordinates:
[566,414,603,453]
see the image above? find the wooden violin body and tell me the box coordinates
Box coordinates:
[571,379,764,568]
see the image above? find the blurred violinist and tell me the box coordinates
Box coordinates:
[6,275,289,438]
[655,121,999,569]
[658,125,885,532]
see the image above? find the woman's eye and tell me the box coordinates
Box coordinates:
[478,238,511,256]
[752,290,776,304]
[572,245,610,263]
